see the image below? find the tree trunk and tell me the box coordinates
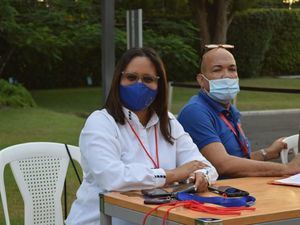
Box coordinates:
[212,0,230,44]
[189,0,234,47]
[0,48,15,78]
[189,0,211,47]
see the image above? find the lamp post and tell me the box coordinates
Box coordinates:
[101,0,115,104]
[126,9,143,49]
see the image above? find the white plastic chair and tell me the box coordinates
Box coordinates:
[281,134,299,164]
[0,142,81,225]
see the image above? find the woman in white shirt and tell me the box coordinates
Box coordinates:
[66,47,218,225]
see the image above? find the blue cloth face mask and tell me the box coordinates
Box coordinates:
[119,82,158,111]
[202,75,240,103]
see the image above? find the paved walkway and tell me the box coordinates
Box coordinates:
[241,109,300,151]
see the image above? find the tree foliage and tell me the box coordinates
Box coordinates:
[228,9,300,77]
[0,0,102,88]
[0,0,299,88]
[0,0,202,87]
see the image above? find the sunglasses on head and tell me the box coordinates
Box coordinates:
[205,44,234,49]
[122,72,160,84]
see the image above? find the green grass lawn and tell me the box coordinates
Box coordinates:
[171,77,300,113]
[171,88,300,113]
[0,108,84,149]
[30,78,300,116]
[240,77,300,89]
[31,87,103,116]
[0,108,84,225]
[0,77,299,224]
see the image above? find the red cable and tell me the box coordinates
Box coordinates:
[142,200,256,225]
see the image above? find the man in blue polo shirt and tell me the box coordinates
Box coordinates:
[178,46,300,178]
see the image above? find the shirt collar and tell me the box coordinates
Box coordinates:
[229,104,241,119]
[199,90,241,118]
[122,107,159,129]
[199,90,226,113]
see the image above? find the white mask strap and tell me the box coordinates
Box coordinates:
[201,74,210,82]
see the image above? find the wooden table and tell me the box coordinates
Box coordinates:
[99,177,300,225]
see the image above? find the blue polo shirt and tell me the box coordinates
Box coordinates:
[178,91,251,158]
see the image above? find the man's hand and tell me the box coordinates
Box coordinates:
[265,137,288,160]
[164,160,208,185]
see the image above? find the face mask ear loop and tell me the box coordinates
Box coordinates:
[201,74,209,82]
[200,74,210,93]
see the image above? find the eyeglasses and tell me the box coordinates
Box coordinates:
[205,44,234,49]
[121,72,160,84]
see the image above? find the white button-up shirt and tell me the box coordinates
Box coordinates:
[66,108,218,225]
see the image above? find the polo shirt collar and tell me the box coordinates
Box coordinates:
[199,90,226,113]
[122,107,159,129]
[199,90,241,119]
[230,104,241,119]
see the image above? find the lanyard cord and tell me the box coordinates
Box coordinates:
[142,200,256,225]
[127,121,160,168]
[177,192,256,207]
[219,113,249,157]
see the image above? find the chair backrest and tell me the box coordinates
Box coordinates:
[0,142,81,225]
[281,134,299,164]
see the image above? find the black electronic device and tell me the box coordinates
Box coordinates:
[143,196,172,205]
[172,183,197,194]
[197,218,222,225]
[208,185,249,197]
[142,183,197,204]
[298,129,300,152]
[141,188,171,198]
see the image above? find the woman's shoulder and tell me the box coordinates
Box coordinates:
[84,109,118,130]
[87,108,113,121]
[167,111,176,120]
[167,111,185,137]
[167,111,181,127]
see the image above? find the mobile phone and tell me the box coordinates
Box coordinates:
[141,188,171,197]
[197,218,222,225]
[172,183,197,194]
[144,197,172,205]
[298,128,300,151]
[208,185,249,197]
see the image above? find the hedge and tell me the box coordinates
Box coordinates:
[228,9,300,77]
[0,79,36,108]
[262,10,300,75]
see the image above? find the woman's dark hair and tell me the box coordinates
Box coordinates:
[104,47,174,144]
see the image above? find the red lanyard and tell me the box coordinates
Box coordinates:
[142,200,256,225]
[219,113,249,157]
[127,121,160,168]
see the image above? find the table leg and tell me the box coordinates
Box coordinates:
[99,193,112,225]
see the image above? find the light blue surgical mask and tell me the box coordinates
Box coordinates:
[202,75,240,103]
[119,82,157,111]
